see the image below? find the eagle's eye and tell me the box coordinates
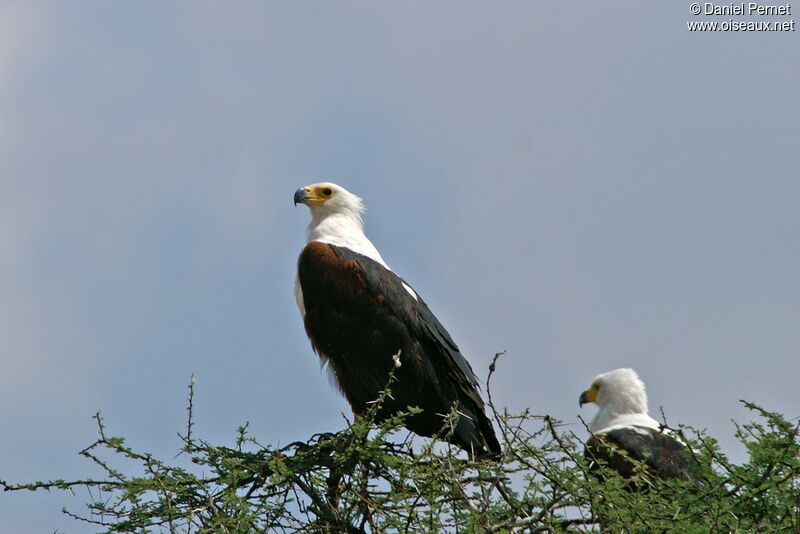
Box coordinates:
[322,187,333,196]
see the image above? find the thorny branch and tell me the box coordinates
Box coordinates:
[2,356,798,532]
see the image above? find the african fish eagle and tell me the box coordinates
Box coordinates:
[293,182,500,457]
[579,368,698,484]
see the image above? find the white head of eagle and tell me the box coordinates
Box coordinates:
[293,182,501,458]
[579,368,660,434]
[579,368,699,485]
[293,182,387,267]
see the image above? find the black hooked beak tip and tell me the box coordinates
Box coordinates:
[294,188,309,206]
[579,391,588,407]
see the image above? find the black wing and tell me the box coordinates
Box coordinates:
[586,426,698,483]
[297,241,500,457]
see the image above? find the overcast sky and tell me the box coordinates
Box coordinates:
[1,2,798,531]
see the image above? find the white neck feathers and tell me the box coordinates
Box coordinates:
[589,405,661,434]
[306,205,388,268]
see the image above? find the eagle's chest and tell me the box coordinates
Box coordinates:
[301,280,398,352]
[296,242,423,364]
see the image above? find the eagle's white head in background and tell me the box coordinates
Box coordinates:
[579,368,661,434]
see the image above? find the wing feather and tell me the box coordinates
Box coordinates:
[586,426,697,483]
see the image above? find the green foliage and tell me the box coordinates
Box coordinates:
[2,362,799,532]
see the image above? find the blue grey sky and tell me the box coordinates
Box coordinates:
[1,2,798,531]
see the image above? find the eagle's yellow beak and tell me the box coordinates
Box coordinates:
[579,384,598,407]
[294,187,311,206]
[294,184,335,206]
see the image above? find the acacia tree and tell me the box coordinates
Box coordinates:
[3,355,799,532]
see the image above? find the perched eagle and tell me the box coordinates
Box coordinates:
[293,182,500,457]
[579,368,698,484]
